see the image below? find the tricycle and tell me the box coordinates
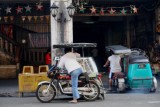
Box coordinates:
[105,45,131,92]
[105,45,158,92]
[36,43,105,103]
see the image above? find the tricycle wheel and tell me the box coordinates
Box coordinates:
[36,83,56,103]
[82,81,100,101]
[126,86,132,91]
[150,76,157,92]
[117,82,126,93]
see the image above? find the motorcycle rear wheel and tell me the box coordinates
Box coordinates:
[36,83,56,103]
[82,81,100,101]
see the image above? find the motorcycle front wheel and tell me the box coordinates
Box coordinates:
[82,81,100,101]
[36,83,56,103]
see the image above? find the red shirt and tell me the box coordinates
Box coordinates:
[45,53,51,64]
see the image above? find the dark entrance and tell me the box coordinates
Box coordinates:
[73,16,125,71]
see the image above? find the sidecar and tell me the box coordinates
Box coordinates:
[127,49,158,92]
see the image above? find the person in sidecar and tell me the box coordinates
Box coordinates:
[103,50,122,91]
[57,47,82,103]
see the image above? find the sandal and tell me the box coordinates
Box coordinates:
[69,100,77,103]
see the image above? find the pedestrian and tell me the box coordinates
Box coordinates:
[57,47,82,103]
[103,50,122,91]
[45,48,51,68]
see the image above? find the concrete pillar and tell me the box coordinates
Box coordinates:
[50,0,73,65]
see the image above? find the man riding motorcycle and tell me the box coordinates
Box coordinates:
[103,50,122,91]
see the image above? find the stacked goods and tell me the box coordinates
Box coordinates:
[0,50,15,65]
[0,65,17,79]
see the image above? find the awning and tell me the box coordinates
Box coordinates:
[53,43,97,48]
[105,45,131,54]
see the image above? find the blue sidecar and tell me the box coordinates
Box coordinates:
[126,49,158,92]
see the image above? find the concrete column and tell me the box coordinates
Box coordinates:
[50,0,73,65]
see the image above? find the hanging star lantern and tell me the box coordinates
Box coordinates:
[79,5,86,13]
[25,5,32,13]
[100,8,105,15]
[121,8,127,15]
[36,2,43,11]
[133,6,138,13]
[108,8,116,15]
[16,6,23,14]
[90,6,96,14]
[5,7,12,14]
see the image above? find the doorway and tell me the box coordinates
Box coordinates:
[73,18,125,71]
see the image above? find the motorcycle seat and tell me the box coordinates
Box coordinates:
[112,72,125,79]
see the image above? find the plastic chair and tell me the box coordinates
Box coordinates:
[22,66,34,74]
[38,65,49,74]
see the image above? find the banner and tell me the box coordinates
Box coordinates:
[21,16,26,22]
[10,16,14,21]
[4,17,8,23]
[27,16,32,22]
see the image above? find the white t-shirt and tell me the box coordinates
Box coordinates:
[57,52,82,74]
[108,55,121,73]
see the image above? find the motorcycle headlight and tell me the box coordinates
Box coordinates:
[47,72,54,78]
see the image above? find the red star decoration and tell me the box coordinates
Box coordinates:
[16,6,23,14]
[36,3,43,10]
[108,8,116,15]
[90,6,96,14]
[133,6,138,13]
[121,8,127,15]
[100,8,105,15]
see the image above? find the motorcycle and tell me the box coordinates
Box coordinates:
[36,65,100,103]
[105,45,131,92]
[36,43,105,103]
[111,72,126,92]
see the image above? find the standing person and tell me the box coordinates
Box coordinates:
[57,48,82,103]
[45,48,51,68]
[103,50,122,91]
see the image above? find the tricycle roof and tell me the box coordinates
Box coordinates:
[105,45,131,54]
[53,43,97,48]
[129,54,149,63]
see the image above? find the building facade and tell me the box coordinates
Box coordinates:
[0,0,159,75]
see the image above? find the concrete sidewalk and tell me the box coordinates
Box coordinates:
[0,78,19,97]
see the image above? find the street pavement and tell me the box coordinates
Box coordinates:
[0,91,160,107]
[0,74,160,97]
[0,74,160,107]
